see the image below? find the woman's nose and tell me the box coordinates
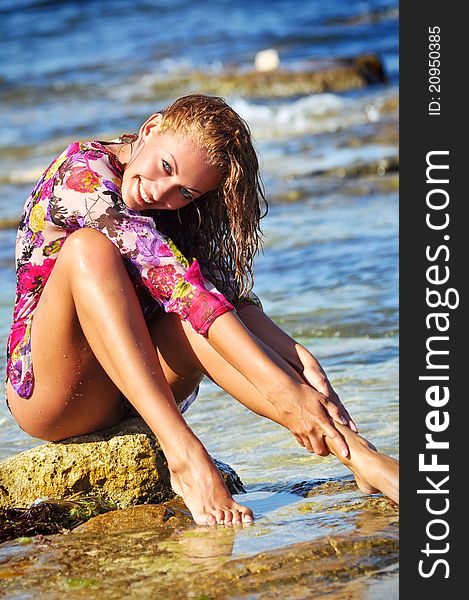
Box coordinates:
[148,179,189,209]
[149,179,171,202]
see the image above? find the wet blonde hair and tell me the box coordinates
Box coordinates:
[154,94,268,301]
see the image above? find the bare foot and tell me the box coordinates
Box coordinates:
[331,425,399,504]
[168,445,254,526]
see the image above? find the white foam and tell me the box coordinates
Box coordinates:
[0,167,44,186]
[231,94,352,139]
[230,87,397,140]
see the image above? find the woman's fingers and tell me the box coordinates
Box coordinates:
[317,414,349,458]
[311,433,330,456]
[328,390,358,432]
[279,386,350,458]
[299,432,327,455]
[303,367,358,432]
[299,434,314,453]
[323,397,346,425]
[321,394,358,438]
[294,433,305,447]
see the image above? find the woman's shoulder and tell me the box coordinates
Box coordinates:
[39,140,122,187]
[31,140,125,210]
[60,140,123,175]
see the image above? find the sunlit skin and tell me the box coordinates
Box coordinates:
[6,113,399,527]
[116,114,220,212]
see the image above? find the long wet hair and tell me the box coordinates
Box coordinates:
[150,94,268,301]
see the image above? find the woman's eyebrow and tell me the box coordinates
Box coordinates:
[169,152,201,194]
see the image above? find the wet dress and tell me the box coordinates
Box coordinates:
[5,141,261,411]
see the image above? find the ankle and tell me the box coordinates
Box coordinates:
[165,438,209,474]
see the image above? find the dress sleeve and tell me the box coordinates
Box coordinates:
[49,145,234,335]
[199,260,263,312]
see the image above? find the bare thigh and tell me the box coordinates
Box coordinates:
[6,230,202,441]
[6,242,124,440]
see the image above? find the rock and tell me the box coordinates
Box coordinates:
[0,216,19,230]
[148,53,387,99]
[72,499,193,534]
[312,155,399,179]
[254,49,280,72]
[0,417,245,510]
[324,6,399,26]
[0,528,398,597]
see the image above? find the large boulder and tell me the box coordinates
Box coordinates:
[0,417,245,510]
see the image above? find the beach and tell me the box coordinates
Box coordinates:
[0,1,398,596]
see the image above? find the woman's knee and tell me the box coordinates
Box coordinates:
[60,228,122,275]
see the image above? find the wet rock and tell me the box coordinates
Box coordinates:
[340,172,399,196]
[0,496,118,542]
[296,478,359,497]
[148,53,386,99]
[72,499,193,534]
[332,496,399,515]
[203,533,399,597]
[0,527,398,598]
[0,216,19,230]
[0,478,399,597]
[312,155,399,179]
[379,94,399,114]
[344,120,399,148]
[325,7,399,26]
[0,417,245,510]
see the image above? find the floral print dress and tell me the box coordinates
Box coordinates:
[6,141,260,401]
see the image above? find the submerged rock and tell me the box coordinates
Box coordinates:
[0,477,399,597]
[0,417,245,511]
[0,526,398,598]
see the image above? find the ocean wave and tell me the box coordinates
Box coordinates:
[230,88,397,139]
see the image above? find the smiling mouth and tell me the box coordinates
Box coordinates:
[137,178,154,205]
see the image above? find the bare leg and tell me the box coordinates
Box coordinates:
[150,313,399,504]
[324,424,399,503]
[6,228,253,526]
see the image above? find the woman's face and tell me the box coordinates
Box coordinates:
[121,114,220,212]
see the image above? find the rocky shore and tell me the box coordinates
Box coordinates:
[0,485,398,598]
[146,53,387,99]
[0,417,244,512]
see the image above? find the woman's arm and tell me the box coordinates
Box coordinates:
[206,310,351,458]
[50,144,235,336]
[236,304,357,432]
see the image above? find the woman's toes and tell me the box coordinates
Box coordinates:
[238,505,254,523]
[230,509,242,525]
[195,512,216,526]
[214,509,226,525]
[223,509,234,525]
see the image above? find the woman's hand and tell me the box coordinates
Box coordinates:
[206,309,353,458]
[298,349,358,433]
[235,306,358,433]
[273,381,350,457]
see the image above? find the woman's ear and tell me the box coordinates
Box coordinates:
[138,113,162,140]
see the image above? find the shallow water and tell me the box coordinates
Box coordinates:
[0,487,399,598]
[0,0,398,596]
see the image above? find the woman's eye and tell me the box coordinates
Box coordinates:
[180,188,193,201]
[162,159,172,174]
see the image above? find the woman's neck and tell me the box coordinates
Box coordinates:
[105,141,133,168]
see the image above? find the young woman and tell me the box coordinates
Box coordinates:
[5,94,398,526]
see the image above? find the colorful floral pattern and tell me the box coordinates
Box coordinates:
[6,141,235,399]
